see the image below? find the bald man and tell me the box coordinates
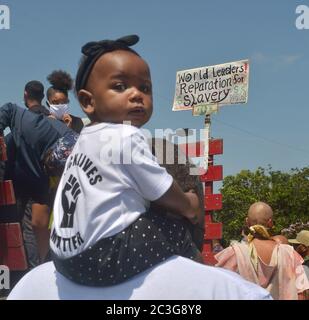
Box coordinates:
[245,203,288,244]
[215,201,309,300]
[246,202,273,227]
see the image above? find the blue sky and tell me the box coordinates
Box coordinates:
[1,0,309,183]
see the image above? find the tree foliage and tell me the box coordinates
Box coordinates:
[213,166,309,244]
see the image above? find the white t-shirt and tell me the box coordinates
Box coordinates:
[50,123,173,258]
[8,256,273,300]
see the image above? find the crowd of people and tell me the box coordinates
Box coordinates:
[0,35,308,300]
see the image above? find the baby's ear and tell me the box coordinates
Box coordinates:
[78,89,95,116]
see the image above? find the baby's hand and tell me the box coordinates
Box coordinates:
[184,189,201,224]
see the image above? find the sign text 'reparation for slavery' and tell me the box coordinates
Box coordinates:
[173,59,249,111]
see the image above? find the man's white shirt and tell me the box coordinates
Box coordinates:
[8,256,273,300]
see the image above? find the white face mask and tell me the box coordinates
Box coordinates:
[47,101,69,120]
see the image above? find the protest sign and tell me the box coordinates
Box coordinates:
[173,59,249,111]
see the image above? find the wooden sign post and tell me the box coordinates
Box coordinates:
[174,59,249,264]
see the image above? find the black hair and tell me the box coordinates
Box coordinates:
[75,35,140,94]
[47,70,73,100]
[24,80,44,101]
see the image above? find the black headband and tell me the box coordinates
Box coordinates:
[75,35,139,92]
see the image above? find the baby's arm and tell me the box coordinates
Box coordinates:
[123,129,202,224]
[153,180,201,224]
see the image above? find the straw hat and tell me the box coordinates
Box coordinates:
[288,230,309,247]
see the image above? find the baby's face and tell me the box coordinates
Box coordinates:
[85,50,153,127]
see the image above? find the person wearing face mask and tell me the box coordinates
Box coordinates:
[46,70,84,134]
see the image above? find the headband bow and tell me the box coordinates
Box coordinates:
[82,35,139,57]
[75,35,139,92]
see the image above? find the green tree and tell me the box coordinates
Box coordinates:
[213,166,309,244]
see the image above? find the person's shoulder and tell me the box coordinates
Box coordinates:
[1,102,15,108]
[31,105,50,116]
[214,266,272,299]
[46,116,72,134]
[214,244,237,266]
[0,102,22,111]
[277,243,303,265]
[7,256,272,300]
[278,243,295,254]
[152,256,272,300]
[7,262,57,300]
[229,240,249,251]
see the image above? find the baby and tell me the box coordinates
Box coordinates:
[50,35,203,286]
